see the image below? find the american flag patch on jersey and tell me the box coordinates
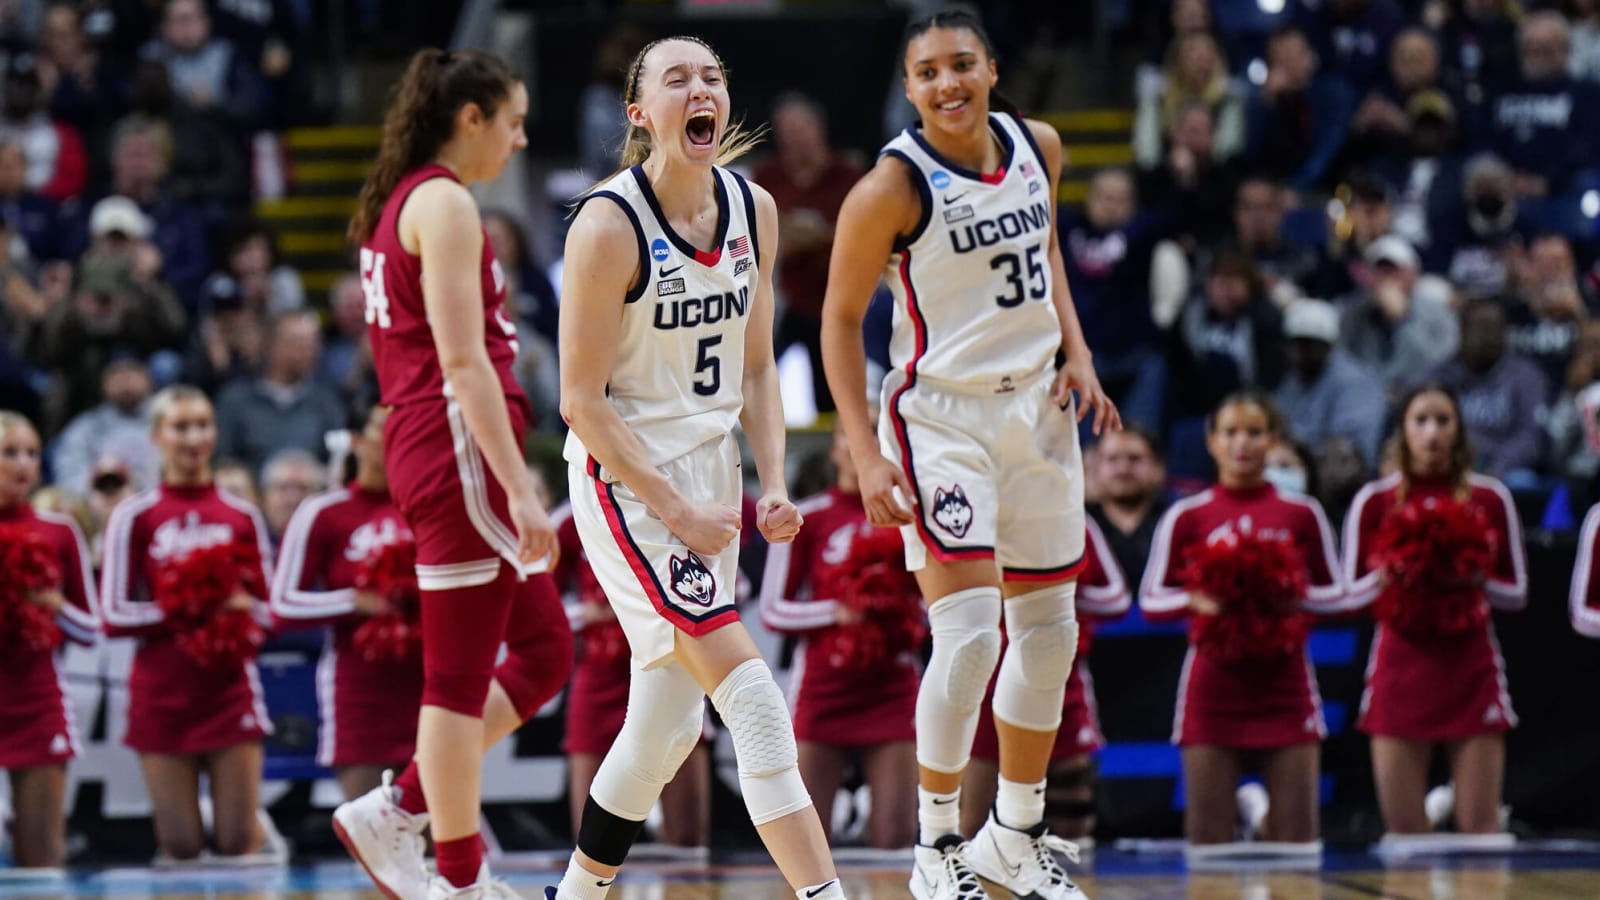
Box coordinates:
[728,235,751,258]
[1020,160,1038,178]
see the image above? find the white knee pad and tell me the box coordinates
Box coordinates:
[710,658,810,826]
[916,586,1003,773]
[591,662,706,821]
[994,583,1079,732]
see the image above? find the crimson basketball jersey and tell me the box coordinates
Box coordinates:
[360,163,526,409]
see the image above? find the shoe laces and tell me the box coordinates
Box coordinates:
[1030,832,1081,889]
[942,842,985,898]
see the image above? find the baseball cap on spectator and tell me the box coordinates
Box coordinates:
[104,349,148,373]
[203,273,244,311]
[1365,235,1419,271]
[1284,299,1340,345]
[90,196,152,240]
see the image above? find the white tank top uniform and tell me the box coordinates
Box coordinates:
[566,165,758,668]
[877,113,1086,579]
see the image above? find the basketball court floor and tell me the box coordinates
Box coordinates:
[5,845,1600,899]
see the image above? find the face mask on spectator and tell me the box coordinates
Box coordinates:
[1264,464,1308,496]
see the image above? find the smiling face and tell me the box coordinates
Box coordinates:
[628,39,729,167]
[903,25,998,140]
[153,395,216,483]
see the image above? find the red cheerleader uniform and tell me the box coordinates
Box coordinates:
[270,485,423,767]
[98,484,274,755]
[1344,473,1526,740]
[554,502,632,755]
[759,489,920,747]
[972,517,1130,761]
[1140,484,1349,749]
[1570,502,1600,639]
[0,504,98,769]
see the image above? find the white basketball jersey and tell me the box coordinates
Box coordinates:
[880,114,1061,391]
[563,164,759,470]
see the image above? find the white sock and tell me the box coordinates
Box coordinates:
[918,786,961,845]
[796,878,845,900]
[995,776,1046,831]
[555,855,614,900]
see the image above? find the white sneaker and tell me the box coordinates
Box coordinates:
[426,862,521,899]
[966,813,1088,900]
[911,835,986,900]
[333,770,431,900]
[1424,784,1455,828]
[1236,783,1270,841]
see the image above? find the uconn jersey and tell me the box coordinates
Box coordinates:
[564,165,760,469]
[882,114,1061,390]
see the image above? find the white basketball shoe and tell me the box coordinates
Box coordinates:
[911,834,987,900]
[333,770,431,900]
[966,812,1089,900]
[426,862,522,899]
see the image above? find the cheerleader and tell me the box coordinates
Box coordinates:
[268,404,423,801]
[1570,501,1600,639]
[962,517,1130,842]
[1139,392,1350,850]
[97,386,275,861]
[1343,384,1526,837]
[0,412,98,868]
[555,501,709,848]
[759,423,919,849]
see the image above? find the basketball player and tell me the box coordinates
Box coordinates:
[1344,385,1526,837]
[819,11,1118,900]
[0,412,98,868]
[555,34,845,900]
[98,387,275,863]
[330,49,564,900]
[1140,393,1349,853]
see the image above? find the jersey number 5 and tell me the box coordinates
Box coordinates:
[991,245,1047,308]
[359,248,391,329]
[694,335,722,396]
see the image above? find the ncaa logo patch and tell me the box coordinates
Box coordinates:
[651,238,671,263]
[930,170,952,189]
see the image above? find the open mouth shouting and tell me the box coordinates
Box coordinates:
[686,109,717,148]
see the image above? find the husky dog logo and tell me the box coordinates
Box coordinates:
[932,484,974,538]
[669,553,716,607]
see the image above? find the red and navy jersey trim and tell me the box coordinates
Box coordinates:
[1003,552,1088,583]
[882,149,933,253]
[906,114,1015,186]
[631,164,730,268]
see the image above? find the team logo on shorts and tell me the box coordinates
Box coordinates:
[669,553,717,607]
[932,484,974,538]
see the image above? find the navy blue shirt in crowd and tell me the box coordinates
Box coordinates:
[1294,0,1408,95]
[1060,208,1162,356]
[1487,76,1600,192]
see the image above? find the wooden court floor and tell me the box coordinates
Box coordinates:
[6,852,1600,900]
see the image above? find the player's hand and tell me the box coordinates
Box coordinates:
[1054,352,1121,437]
[509,490,560,569]
[665,502,741,557]
[858,452,915,528]
[756,492,803,544]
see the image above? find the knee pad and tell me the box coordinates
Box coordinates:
[916,586,1002,773]
[421,670,493,717]
[591,663,705,821]
[710,659,810,826]
[994,583,1078,731]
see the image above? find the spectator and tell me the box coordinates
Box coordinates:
[33,3,126,163]
[1568,0,1600,82]
[1168,253,1287,425]
[1140,0,1213,67]
[1214,176,1319,306]
[577,24,647,178]
[1427,153,1536,301]
[1339,235,1460,387]
[1438,0,1524,104]
[1310,173,1396,299]
[28,197,188,430]
[1,215,47,421]
[1063,168,1168,432]
[1315,435,1372,529]
[1264,436,1320,498]
[51,354,160,495]
[0,138,61,260]
[1378,89,1467,251]
[1137,103,1241,249]
[1347,27,1451,167]
[214,218,302,315]
[751,93,863,415]
[1245,25,1357,192]
[139,0,265,128]
[213,310,344,473]
[1133,31,1246,168]
[83,456,136,566]
[316,273,368,398]
[1276,298,1389,467]
[205,0,301,127]
[1487,11,1600,198]
[185,272,265,392]
[0,53,87,202]
[259,447,324,542]
[483,209,560,430]
[127,58,247,214]
[1546,319,1600,489]
[1086,426,1169,589]
[1504,232,1598,395]
[1423,298,1550,483]
[214,458,260,506]
[1295,0,1409,95]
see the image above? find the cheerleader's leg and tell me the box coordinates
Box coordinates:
[139,753,206,860]
[336,765,390,803]
[1372,736,1433,834]
[1446,734,1507,834]
[1180,745,1243,845]
[206,741,266,856]
[6,765,67,867]
[658,743,711,847]
[861,740,917,848]
[1259,742,1319,843]
[798,742,849,844]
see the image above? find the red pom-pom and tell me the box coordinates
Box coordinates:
[151,542,263,668]
[352,541,422,664]
[1179,530,1310,664]
[0,522,65,655]
[1369,497,1495,639]
[819,525,928,670]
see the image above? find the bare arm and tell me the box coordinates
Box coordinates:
[404,179,553,564]
[739,183,802,543]
[819,158,919,527]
